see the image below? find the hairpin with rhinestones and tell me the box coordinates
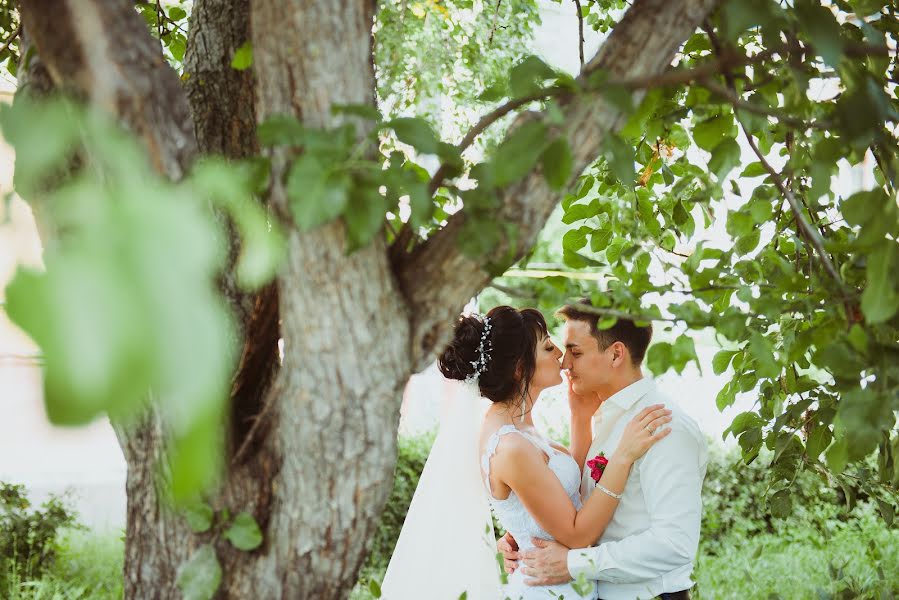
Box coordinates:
[465,315,492,385]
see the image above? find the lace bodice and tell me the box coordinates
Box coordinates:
[481,425,596,599]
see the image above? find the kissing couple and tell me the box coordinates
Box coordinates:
[381,299,708,600]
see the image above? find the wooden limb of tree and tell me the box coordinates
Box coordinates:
[19,0,197,180]
[397,0,721,373]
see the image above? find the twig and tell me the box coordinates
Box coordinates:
[0,25,21,58]
[573,0,585,71]
[488,282,537,299]
[702,22,847,292]
[700,77,830,131]
[488,0,503,44]
[427,87,561,194]
[231,377,282,466]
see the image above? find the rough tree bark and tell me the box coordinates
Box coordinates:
[18,0,718,597]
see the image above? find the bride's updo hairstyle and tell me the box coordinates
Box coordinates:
[438,306,549,405]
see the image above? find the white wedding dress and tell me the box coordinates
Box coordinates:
[481,425,598,600]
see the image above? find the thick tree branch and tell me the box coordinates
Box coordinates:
[398,0,721,372]
[19,0,197,180]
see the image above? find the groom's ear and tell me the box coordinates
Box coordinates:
[610,341,628,366]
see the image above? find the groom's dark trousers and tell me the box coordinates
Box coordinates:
[657,592,690,600]
[598,591,689,600]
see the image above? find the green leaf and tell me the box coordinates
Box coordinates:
[231,41,253,71]
[692,113,735,152]
[748,199,773,224]
[562,227,590,252]
[740,162,768,178]
[717,381,737,410]
[189,159,284,290]
[795,0,845,68]
[184,501,214,533]
[826,437,849,473]
[369,579,382,598]
[748,333,779,378]
[805,424,832,460]
[5,262,153,424]
[285,155,349,230]
[344,183,389,252]
[876,498,895,527]
[836,388,894,460]
[492,121,549,187]
[168,6,187,20]
[257,114,306,146]
[646,342,673,376]
[331,103,381,121]
[602,134,634,185]
[590,228,613,252]
[176,544,222,600]
[712,350,737,375]
[708,139,741,180]
[0,98,82,198]
[509,55,557,97]
[169,37,187,62]
[540,137,573,190]
[562,200,599,224]
[224,512,264,551]
[389,117,440,155]
[671,335,700,374]
[735,229,761,255]
[861,241,899,323]
[769,489,793,518]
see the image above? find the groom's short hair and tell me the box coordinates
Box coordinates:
[556,298,653,365]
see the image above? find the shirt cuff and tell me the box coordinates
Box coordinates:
[567,546,600,580]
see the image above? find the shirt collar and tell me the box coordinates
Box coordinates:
[602,376,656,413]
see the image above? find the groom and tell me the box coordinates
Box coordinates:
[498,299,708,600]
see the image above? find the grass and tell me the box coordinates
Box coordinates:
[695,508,899,600]
[5,510,898,600]
[4,528,123,600]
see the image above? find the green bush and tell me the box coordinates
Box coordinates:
[0,483,79,592]
[353,431,899,599]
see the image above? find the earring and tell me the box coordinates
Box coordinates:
[520,394,526,422]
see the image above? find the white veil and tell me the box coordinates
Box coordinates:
[381,379,503,600]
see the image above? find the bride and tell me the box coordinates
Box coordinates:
[381,306,671,600]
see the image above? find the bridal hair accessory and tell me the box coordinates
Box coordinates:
[464,315,492,386]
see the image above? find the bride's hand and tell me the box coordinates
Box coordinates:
[615,404,672,464]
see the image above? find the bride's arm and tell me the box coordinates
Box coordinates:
[494,405,671,549]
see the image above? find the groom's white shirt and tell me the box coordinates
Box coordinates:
[568,377,708,600]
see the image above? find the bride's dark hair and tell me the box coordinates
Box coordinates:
[438,306,549,405]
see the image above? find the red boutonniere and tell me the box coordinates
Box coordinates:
[586,453,609,483]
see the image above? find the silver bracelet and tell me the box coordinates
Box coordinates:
[596,483,623,500]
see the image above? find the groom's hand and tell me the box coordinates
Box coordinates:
[496,531,520,573]
[520,538,572,586]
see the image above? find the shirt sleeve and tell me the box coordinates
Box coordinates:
[567,424,706,583]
